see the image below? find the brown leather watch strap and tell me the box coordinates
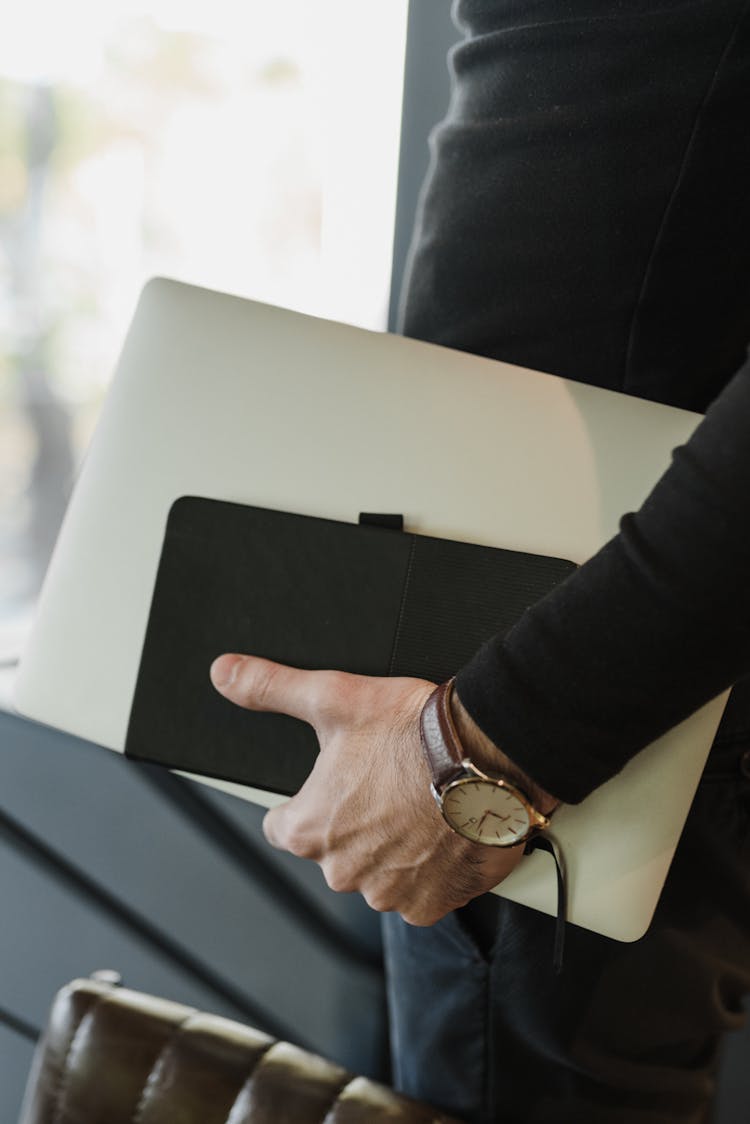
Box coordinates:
[419,679,466,789]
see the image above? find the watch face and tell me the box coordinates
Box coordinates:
[441,778,531,846]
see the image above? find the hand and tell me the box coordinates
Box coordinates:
[209,655,526,925]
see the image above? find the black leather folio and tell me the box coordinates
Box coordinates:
[125,497,576,795]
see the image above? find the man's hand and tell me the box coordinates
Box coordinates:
[209,655,525,925]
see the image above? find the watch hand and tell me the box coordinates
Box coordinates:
[476,811,491,834]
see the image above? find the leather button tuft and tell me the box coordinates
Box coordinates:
[739,749,750,780]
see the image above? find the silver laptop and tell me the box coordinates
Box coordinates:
[13,278,728,941]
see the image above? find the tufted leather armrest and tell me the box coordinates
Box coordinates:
[18,977,463,1123]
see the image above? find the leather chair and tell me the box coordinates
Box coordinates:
[18,975,462,1123]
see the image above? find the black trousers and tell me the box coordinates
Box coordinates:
[384,1,750,1121]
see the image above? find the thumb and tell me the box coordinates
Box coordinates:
[210,654,319,725]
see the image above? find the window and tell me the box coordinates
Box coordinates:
[0,0,408,697]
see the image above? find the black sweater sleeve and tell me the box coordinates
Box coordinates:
[400,2,750,802]
[455,359,750,803]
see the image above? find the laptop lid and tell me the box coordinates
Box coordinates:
[13,277,728,941]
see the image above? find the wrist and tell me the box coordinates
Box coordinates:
[449,689,561,818]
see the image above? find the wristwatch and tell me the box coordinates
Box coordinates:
[419,678,556,847]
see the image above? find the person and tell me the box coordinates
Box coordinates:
[210,2,750,1120]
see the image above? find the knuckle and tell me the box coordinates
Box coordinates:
[400,909,440,927]
[398,892,450,927]
[252,661,282,710]
[363,889,393,914]
[284,823,316,858]
[322,860,356,894]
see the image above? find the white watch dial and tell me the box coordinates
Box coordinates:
[441,778,531,845]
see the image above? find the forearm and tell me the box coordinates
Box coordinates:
[454,359,750,804]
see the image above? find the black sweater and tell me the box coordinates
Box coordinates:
[400,0,750,803]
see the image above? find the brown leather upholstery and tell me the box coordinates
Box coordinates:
[19,977,463,1123]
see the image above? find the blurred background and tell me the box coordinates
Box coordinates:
[0,0,407,676]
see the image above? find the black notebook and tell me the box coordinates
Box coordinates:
[125,497,576,795]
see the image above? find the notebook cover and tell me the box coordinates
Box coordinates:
[125,497,576,794]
